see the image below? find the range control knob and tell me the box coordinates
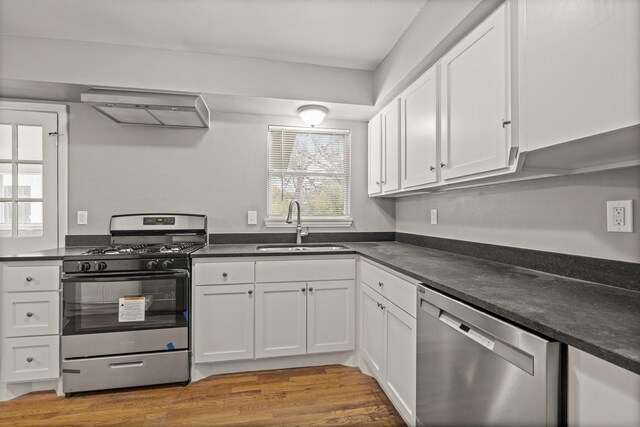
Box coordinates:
[78,262,91,272]
[161,259,174,270]
[95,261,107,272]
[146,260,158,271]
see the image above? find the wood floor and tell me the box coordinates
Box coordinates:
[0,365,405,426]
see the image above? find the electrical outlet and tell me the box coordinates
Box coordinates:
[430,209,438,225]
[77,210,88,225]
[247,211,257,225]
[613,207,625,226]
[607,200,633,232]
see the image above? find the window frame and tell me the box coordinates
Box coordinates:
[265,125,353,228]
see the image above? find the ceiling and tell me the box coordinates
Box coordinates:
[0,0,426,71]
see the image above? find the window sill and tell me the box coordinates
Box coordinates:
[264,217,353,228]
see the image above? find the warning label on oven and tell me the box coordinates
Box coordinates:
[119,297,145,322]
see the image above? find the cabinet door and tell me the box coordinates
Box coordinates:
[440,2,510,181]
[383,301,417,426]
[382,99,401,192]
[194,284,254,363]
[255,282,307,358]
[307,280,355,354]
[568,346,640,427]
[2,291,59,337]
[401,65,439,189]
[368,114,383,195]
[361,283,385,382]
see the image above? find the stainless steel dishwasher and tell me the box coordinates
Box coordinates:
[417,284,560,426]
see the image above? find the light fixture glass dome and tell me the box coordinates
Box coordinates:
[297,105,328,127]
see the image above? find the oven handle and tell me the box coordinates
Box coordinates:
[61,270,189,282]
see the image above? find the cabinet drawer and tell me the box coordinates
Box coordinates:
[194,261,254,285]
[2,264,60,292]
[256,259,355,283]
[2,292,60,337]
[361,261,416,318]
[1,335,60,382]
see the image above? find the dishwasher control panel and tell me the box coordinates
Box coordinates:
[440,312,495,350]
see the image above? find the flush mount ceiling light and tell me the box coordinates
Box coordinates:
[297,105,328,127]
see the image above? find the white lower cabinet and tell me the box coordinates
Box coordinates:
[1,335,59,383]
[194,284,254,363]
[383,301,416,425]
[1,261,62,400]
[254,279,356,358]
[193,258,357,366]
[307,280,355,354]
[255,282,307,359]
[362,284,385,380]
[361,261,417,426]
[568,346,640,427]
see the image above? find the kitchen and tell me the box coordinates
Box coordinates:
[0,0,638,425]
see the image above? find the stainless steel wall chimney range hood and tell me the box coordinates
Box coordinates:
[81,89,210,128]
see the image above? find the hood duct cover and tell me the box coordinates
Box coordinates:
[81,89,210,128]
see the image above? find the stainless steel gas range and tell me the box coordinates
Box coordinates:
[61,213,207,394]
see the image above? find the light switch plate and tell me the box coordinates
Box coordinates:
[606,200,633,232]
[77,210,88,225]
[247,211,258,225]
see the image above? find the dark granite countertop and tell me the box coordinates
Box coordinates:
[3,241,638,374]
[193,241,640,374]
[0,247,87,261]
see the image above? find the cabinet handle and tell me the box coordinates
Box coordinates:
[375,181,380,185]
[381,305,386,310]
[222,272,228,278]
[440,162,446,168]
[376,302,381,308]
[502,119,511,128]
[301,288,306,292]
[381,180,386,184]
[25,276,33,282]
[26,357,34,363]
[26,312,34,318]
[247,290,253,295]
[429,165,435,171]
[378,281,384,287]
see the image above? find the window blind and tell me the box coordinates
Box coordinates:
[267,126,351,218]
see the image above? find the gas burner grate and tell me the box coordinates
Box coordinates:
[83,244,155,255]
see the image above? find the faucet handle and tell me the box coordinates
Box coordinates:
[300,226,310,237]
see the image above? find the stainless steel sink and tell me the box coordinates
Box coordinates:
[256,244,349,252]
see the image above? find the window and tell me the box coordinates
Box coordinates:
[266,126,351,227]
[0,102,68,255]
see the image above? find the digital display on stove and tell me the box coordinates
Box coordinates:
[143,216,176,225]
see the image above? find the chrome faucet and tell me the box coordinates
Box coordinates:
[286,200,309,245]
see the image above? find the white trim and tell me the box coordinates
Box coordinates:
[0,99,69,249]
[268,125,351,135]
[264,216,354,228]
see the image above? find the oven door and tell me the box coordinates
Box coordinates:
[61,271,189,358]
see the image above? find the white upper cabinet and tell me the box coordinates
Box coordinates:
[440,2,511,181]
[522,0,640,151]
[400,64,439,189]
[381,99,401,193]
[368,115,383,195]
[369,99,401,196]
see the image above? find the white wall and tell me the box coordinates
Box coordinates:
[67,103,395,235]
[396,167,640,262]
[0,36,372,106]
